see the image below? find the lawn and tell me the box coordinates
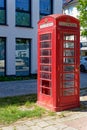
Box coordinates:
[0,74,37,81]
[0,94,55,125]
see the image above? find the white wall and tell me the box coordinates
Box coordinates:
[0,0,62,75]
[53,0,62,14]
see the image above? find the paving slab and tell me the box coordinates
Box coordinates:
[64,116,87,130]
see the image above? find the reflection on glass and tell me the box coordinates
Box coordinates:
[0,10,5,24]
[16,0,29,11]
[64,42,74,48]
[40,33,51,41]
[40,72,51,79]
[40,41,51,48]
[16,12,30,26]
[63,73,74,80]
[63,88,75,96]
[63,50,74,56]
[40,65,51,71]
[63,57,74,64]
[63,81,74,88]
[40,15,45,19]
[16,0,31,26]
[16,39,30,76]
[64,34,74,40]
[0,38,5,76]
[40,0,52,18]
[0,0,4,8]
[40,49,51,56]
[63,65,74,72]
[40,57,51,64]
[0,0,6,24]
[40,0,51,14]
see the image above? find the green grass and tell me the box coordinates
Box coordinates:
[0,74,37,81]
[0,94,47,125]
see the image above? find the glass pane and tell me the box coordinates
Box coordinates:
[63,65,74,72]
[40,65,51,71]
[40,15,45,19]
[63,81,74,88]
[40,49,51,56]
[40,41,51,48]
[0,10,5,24]
[0,0,4,8]
[63,50,74,56]
[64,42,74,48]
[16,0,30,11]
[63,88,75,96]
[0,38,5,76]
[64,34,74,40]
[40,33,51,41]
[63,73,74,80]
[40,80,51,87]
[40,72,51,79]
[16,12,30,26]
[41,87,51,95]
[16,39,30,76]
[63,57,74,64]
[40,57,51,64]
[40,0,52,14]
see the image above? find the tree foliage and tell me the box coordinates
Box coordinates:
[77,0,87,36]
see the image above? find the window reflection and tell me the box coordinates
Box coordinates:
[0,0,6,24]
[40,57,51,64]
[64,42,74,48]
[16,0,31,26]
[40,65,51,72]
[0,38,5,76]
[63,57,74,64]
[40,0,53,18]
[40,50,51,56]
[63,50,74,56]
[63,73,74,80]
[40,0,51,14]
[64,34,75,40]
[16,12,30,26]
[0,0,4,8]
[63,88,75,96]
[63,65,74,72]
[16,0,29,11]
[16,38,31,76]
[63,81,74,88]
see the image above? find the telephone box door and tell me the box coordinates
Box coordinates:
[58,30,80,107]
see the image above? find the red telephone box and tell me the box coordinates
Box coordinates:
[37,14,80,111]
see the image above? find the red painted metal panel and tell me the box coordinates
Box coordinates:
[37,14,80,111]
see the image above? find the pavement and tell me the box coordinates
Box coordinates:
[0,79,87,130]
[0,80,37,97]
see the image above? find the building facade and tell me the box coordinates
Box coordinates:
[0,0,62,76]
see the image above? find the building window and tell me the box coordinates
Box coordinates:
[16,0,31,27]
[40,0,53,19]
[0,37,6,76]
[0,0,6,24]
[16,38,31,76]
